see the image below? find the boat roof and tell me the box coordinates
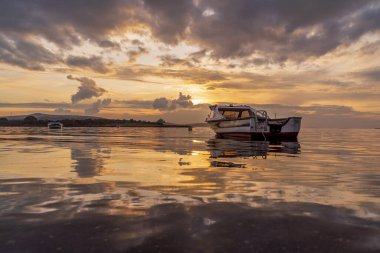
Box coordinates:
[210,104,258,111]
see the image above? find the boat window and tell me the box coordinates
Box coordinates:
[239,110,250,118]
[221,110,240,119]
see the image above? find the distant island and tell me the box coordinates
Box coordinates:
[0,113,194,128]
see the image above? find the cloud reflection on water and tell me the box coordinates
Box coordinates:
[1,177,380,253]
[1,127,380,252]
[71,141,111,178]
[0,127,379,210]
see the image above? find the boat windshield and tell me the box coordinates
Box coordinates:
[222,110,239,119]
[219,109,251,119]
[256,110,268,120]
[240,110,250,118]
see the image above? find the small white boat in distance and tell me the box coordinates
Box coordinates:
[206,104,301,140]
[48,121,63,129]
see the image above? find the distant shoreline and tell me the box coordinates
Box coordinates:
[0,115,195,128]
[0,124,193,128]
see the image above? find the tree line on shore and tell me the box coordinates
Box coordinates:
[0,116,169,127]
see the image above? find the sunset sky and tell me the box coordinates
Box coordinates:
[1,0,380,127]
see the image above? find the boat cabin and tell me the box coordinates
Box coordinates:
[208,105,268,121]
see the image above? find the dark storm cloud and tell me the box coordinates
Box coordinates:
[0,0,138,48]
[139,0,380,61]
[0,35,61,70]
[1,0,379,72]
[0,0,138,71]
[142,0,195,44]
[66,55,110,73]
[153,92,193,111]
[188,0,380,60]
[67,75,107,103]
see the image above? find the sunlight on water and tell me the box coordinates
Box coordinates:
[0,127,380,252]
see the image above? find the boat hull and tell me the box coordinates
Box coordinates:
[207,117,301,140]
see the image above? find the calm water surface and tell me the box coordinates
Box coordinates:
[0,127,379,252]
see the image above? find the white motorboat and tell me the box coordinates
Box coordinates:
[206,104,301,140]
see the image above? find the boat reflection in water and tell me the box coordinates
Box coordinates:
[1,127,380,253]
[207,136,300,168]
[47,121,63,129]
[207,137,300,159]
